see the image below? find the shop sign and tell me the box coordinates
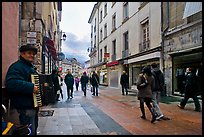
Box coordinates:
[27,38,36,44]
[106,60,119,67]
[27,31,36,38]
[104,53,110,58]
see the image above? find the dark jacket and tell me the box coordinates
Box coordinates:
[151,67,164,92]
[5,56,36,109]
[80,75,89,85]
[52,73,61,93]
[91,73,99,86]
[185,72,197,96]
[120,73,129,85]
[65,74,74,88]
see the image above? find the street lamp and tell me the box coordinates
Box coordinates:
[61,32,67,41]
[87,47,94,52]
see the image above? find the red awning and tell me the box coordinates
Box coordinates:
[45,38,58,60]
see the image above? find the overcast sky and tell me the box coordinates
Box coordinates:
[60,2,96,64]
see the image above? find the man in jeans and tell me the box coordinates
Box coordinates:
[151,63,170,120]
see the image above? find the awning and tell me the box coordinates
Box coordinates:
[43,36,58,60]
[183,2,202,19]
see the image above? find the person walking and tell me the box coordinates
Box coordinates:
[75,76,80,91]
[57,70,63,100]
[91,71,99,96]
[136,66,157,123]
[65,70,74,100]
[120,71,129,95]
[151,63,170,120]
[80,72,89,96]
[177,67,201,112]
[5,44,39,135]
[52,69,61,102]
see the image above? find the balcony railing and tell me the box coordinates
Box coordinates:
[139,40,150,52]
[122,49,129,58]
[111,54,116,61]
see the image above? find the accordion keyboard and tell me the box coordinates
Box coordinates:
[31,74,42,107]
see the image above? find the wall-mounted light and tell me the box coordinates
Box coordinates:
[87,47,94,52]
[62,33,67,41]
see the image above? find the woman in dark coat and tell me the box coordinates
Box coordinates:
[136,66,157,123]
[52,69,61,102]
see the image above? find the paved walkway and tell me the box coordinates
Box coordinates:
[37,84,202,135]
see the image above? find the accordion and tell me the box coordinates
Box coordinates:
[31,74,55,107]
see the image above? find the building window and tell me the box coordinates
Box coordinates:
[100,49,102,62]
[112,13,116,31]
[94,35,96,48]
[112,39,116,55]
[104,45,107,53]
[123,2,129,20]
[139,20,150,51]
[104,3,107,17]
[100,28,103,42]
[94,18,96,33]
[112,39,116,61]
[123,31,129,50]
[104,23,107,39]
[142,21,149,44]
[100,9,103,23]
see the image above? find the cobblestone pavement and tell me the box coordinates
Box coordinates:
[37,83,202,135]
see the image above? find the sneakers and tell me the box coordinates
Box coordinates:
[156,114,164,120]
[161,116,171,120]
[177,104,184,109]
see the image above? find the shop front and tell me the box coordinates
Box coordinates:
[171,50,202,97]
[107,60,120,88]
[99,65,108,86]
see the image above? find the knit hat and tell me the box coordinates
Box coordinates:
[19,44,37,54]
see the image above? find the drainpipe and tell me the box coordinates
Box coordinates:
[161,2,169,96]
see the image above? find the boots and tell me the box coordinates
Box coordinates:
[56,94,60,101]
[140,102,146,119]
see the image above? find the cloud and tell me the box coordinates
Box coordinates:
[62,32,90,64]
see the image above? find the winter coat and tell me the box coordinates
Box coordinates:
[120,73,129,85]
[184,72,197,97]
[5,56,37,109]
[91,73,99,86]
[52,73,61,93]
[151,68,164,92]
[80,75,89,85]
[136,73,155,100]
[65,74,74,88]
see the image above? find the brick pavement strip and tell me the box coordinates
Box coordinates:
[37,85,202,135]
[92,87,202,135]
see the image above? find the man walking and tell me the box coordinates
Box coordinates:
[120,71,129,95]
[65,70,74,100]
[91,71,99,96]
[177,67,201,112]
[80,72,89,96]
[5,44,39,135]
[151,63,170,120]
